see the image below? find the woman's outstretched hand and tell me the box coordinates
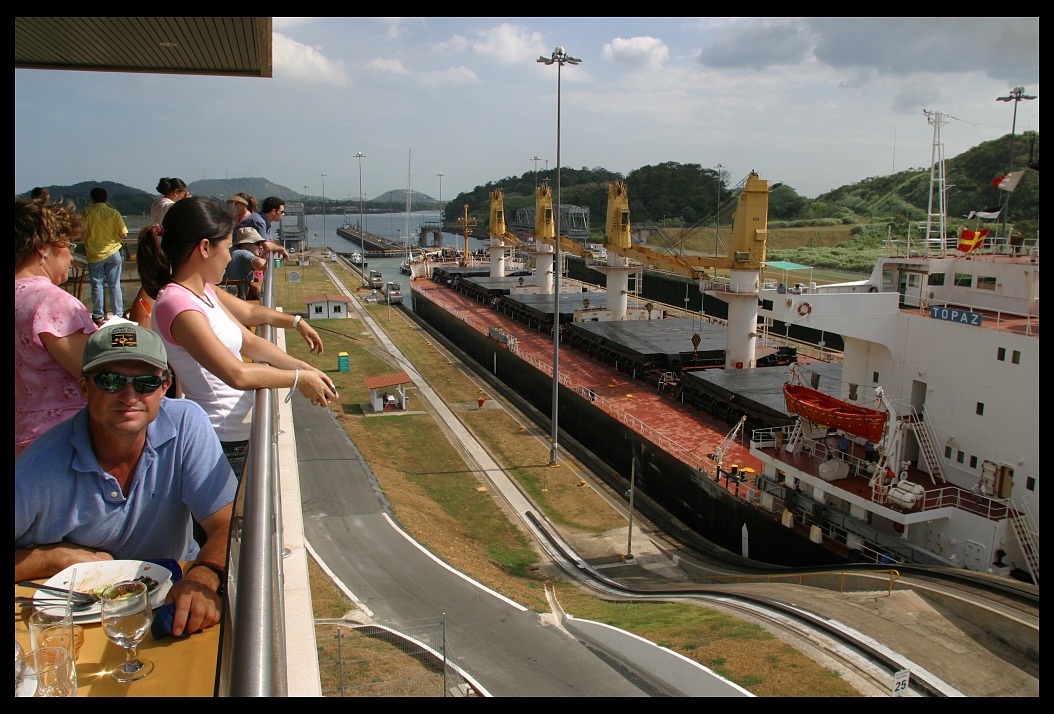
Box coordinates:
[298,368,338,407]
[297,321,324,355]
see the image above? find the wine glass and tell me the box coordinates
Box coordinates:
[100,581,154,682]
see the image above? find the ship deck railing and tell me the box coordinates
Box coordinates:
[751,426,1013,522]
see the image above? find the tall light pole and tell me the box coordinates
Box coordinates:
[530,155,543,189]
[538,45,581,467]
[436,172,444,222]
[301,185,309,202]
[353,152,366,235]
[995,86,1036,239]
[320,172,327,251]
[714,163,724,255]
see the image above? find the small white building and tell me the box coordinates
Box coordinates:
[303,293,354,320]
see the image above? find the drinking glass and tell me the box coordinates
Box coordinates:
[27,605,77,662]
[100,580,154,682]
[15,640,26,695]
[16,646,77,697]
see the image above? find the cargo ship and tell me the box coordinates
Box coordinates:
[409,164,1039,584]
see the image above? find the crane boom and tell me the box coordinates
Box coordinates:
[708,415,747,476]
[603,173,770,276]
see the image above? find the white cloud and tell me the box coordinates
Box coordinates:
[418,66,479,87]
[471,23,547,64]
[273,32,350,85]
[365,57,411,75]
[602,36,669,69]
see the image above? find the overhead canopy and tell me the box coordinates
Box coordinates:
[764,260,812,271]
[15,17,272,78]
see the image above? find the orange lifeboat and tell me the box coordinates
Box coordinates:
[783,384,887,443]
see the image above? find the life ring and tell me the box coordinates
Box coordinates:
[868,286,878,293]
[796,302,812,317]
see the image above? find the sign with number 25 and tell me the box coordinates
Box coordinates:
[892,668,910,696]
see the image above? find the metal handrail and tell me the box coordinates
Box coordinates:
[217,260,285,696]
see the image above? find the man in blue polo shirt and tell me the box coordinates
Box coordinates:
[15,324,237,636]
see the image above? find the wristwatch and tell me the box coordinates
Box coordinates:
[187,560,227,596]
[292,315,303,329]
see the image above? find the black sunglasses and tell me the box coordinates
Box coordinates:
[91,372,167,394]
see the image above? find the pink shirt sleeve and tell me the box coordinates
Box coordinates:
[153,284,209,345]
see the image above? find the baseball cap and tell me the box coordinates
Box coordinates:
[228,194,249,207]
[235,226,265,245]
[83,324,169,373]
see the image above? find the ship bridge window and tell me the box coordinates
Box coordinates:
[977,275,996,291]
[1012,350,1021,364]
[970,455,978,468]
[976,402,985,416]
[954,273,972,287]
[998,347,1006,361]
[927,272,946,286]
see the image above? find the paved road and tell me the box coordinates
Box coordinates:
[294,386,686,696]
[296,264,694,696]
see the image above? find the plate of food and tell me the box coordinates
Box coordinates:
[34,560,174,622]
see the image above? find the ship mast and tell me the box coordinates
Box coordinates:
[922,110,949,257]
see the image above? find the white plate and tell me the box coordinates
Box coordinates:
[34,560,173,623]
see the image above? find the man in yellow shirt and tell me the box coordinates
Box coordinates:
[81,187,128,325]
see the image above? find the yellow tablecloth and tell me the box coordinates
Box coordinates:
[16,568,220,697]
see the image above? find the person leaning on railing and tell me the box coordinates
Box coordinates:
[135,196,337,476]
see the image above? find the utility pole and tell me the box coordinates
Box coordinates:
[714,163,724,255]
[996,86,1037,239]
[436,172,444,223]
[320,172,327,251]
[531,156,543,189]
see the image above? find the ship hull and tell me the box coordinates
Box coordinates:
[411,284,843,566]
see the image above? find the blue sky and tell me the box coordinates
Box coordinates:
[15,17,1039,203]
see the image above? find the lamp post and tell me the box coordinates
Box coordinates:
[530,155,542,189]
[436,172,444,222]
[995,86,1036,239]
[714,163,724,255]
[538,45,581,467]
[353,152,366,235]
[320,172,327,251]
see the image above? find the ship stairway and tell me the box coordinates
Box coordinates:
[783,419,807,454]
[906,417,946,484]
[1008,500,1039,585]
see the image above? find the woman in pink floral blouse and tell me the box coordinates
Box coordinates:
[15,196,97,458]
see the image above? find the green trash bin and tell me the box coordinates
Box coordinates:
[338,352,349,372]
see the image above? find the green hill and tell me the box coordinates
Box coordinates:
[20,131,1037,252]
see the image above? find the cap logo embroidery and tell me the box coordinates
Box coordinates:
[111,331,138,348]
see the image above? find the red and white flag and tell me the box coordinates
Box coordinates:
[992,170,1025,192]
[957,227,990,254]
